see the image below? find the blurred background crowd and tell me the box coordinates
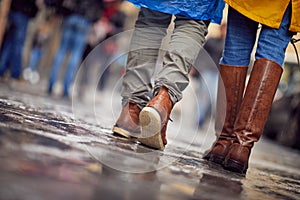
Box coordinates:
[0,0,299,150]
[0,0,135,95]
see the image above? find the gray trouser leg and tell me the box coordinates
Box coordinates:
[154,16,208,104]
[121,7,172,108]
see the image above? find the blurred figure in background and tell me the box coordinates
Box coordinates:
[23,16,52,84]
[47,0,103,98]
[97,0,126,91]
[0,0,38,82]
[81,0,126,92]
[196,23,226,127]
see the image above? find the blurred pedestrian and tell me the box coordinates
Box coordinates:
[83,0,126,91]
[112,0,225,150]
[47,0,103,98]
[204,1,300,174]
[196,22,226,127]
[23,16,52,84]
[0,0,38,82]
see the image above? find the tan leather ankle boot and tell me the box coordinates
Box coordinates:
[112,101,141,138]
[138,86,173,150]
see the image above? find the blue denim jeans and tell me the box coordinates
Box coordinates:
[197,70,218,126]
[49,14,90,96]
[221,6,294,66]
[27,47,43,71]
[0,11,30,78]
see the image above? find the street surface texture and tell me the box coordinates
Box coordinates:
[0,83,299,200]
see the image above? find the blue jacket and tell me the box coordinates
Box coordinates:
[128,0,225,24]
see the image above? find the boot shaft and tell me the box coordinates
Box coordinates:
[215,65,248,136]
[224,59,283,174]
[203,65,248,162]
[234,58,283,145]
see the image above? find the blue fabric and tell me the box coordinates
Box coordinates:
[0,11,30,78]
[49,14,90,96]
[221,6,294,66]
[27,47,43,71]
[127,0,225,24]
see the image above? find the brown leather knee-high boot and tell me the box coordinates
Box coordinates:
[203,64,248,164]
[224,58,283,174]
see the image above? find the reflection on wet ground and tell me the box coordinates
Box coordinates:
[0,88,299,200]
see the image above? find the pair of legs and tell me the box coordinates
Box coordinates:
[0,11,30,79]
[121,7,208,107]
[205,6,294,173]
[113,7,208,149]
[48,14,90,97]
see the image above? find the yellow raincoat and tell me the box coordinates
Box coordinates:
[225,0,300,32]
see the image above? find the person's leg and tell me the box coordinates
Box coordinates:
[23,47,41,81]
[113,8,172,138]
[221,7,258,66]
[0,29,13,76]
[204,7,257,163]
[27,47,42,71]
[202,70,218,119]
[63,15,89,97]
[139,17,209,149]
[0,12,18,76]
[197,72,211,127]
[9,12,29,79]
[224,5,293,174]
[255,5,294,65]
[97,46,113,91]
[48,16,73,93]
[121,7,172,108]
[154,16,208,104]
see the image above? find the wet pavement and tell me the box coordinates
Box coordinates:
[0,84,300,200]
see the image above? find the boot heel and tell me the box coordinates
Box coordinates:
[138,107,164,150]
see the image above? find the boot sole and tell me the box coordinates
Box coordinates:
[138,107,164,150]
[202,153,211,161]
[209,154,225,165]
[224,159,247,174]
[112,126,138,139]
